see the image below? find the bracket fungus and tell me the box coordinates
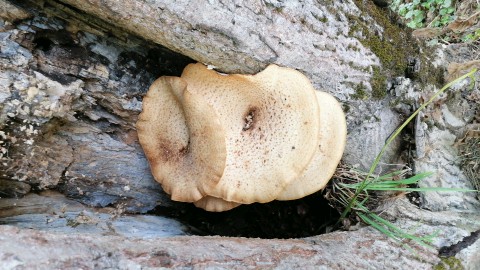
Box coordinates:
[137,63,346,212]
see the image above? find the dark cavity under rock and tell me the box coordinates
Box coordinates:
[152,193,340,239]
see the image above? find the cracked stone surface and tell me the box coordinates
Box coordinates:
[1,0,479,268]
[413,50,480,212]
[0,223,439,269]
[0,0,406,212]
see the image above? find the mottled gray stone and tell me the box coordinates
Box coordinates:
[412,75,480,212]
[457,238,480,270]
[0,0,408,213]
[0,0,31,22]
[415,125,479,211]
[0,191,188,237]
[1,1,480,269]
[0,178,30,198]
[343,104,403,171]
[0,2,191,212]
[56,0,403,171]
[0,223,438,269]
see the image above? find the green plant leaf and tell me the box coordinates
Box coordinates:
[413,15,424,23]
[359,212,399,240]
[413,9,424,16]
[348,186,477,192]
[441,0,452,8]
[407,20,422,29]
[357,206,436,249]
[398,5,409,16]
[405,10,415,19]
[421,2,431,9]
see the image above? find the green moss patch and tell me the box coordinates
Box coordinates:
[434,256,464,270]
[349,0,445,99]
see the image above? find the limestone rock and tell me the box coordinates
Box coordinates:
[0,191,188,238]
[0,0,410,212]
[1,0,480,268]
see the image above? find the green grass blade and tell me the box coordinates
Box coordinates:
[364,68,478,186]
[358,212,400,240]
[339,172,433,189]
[357,204,436,249]
[384,187,474,192]
[350,187,477,192]
[339,68,478,221]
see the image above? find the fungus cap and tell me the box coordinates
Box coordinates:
[194,196,241,212]
[136,76,227,202]
[180,63,321,204]
[276,91,347,200]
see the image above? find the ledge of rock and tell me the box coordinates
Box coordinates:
[1,0,480,268]
[0,0,410,213]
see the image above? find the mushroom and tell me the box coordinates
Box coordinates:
[194,195,241,212]
[136,76,227,202]
[193,91,346,211]
[137,63,347,212]
[276,91,347,200]
[180,63,320,204]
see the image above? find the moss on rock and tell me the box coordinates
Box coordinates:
[434,256,464,270]
[351,82,369,100]
[349,0,445,99]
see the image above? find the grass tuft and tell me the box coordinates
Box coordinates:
[326,68,478,250]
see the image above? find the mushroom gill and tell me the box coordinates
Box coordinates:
[137,63,347,212]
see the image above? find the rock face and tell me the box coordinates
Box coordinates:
[2,193,480,269]
[0,191,188,238]
[0,1,409,205]
[1,0,194,213]
[0,222,440,269]
[1,0,480,268]
[413,46,480,212]
[58,0,408,171]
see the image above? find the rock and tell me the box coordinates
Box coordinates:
[1,0,480,268]
[0,178,30,198]
[0,191,188,238]
[0,0,31,22]
[383,198,480,270]
[412,42,480,212]
[456,235,480,270]
[6,134,74,188]
[0,1,192,212]
[343,104,403,171]
[0,223,438,269]
[415,125,479,211]
[3,195,475,268]
[51,0,408,170]
[54,0,379,80]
